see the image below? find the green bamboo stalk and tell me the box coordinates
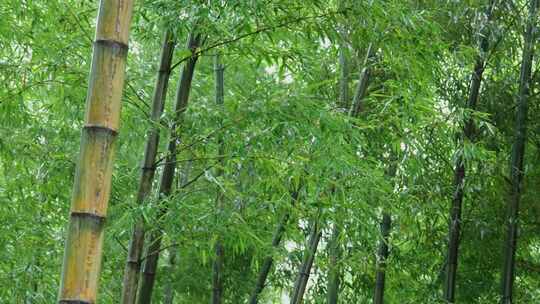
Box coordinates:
[373,213,391,304]
[326,224,340,304]
[444,2,495,302]
[500,0,538,302]
[248,187,301,304]
[349,43,374,117]
[212,54,225,304]
[136,32,202,304]
[121,29,176,304]
[58,1,134,303]
[290,220,322,304]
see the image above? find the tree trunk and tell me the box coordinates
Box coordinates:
[136,32,202,304]
[444,2,495,302]
[121,29,176,304]
[58,1,134,303]
[212,54,225,304]
[248,188,301,304]
[500,0,538,302]
[290,220,322,304]
[326,224,340,304]
[373,213,391,304]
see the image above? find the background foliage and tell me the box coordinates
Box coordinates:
[1,0,539,303]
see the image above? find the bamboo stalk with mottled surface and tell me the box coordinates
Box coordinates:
[58,1,134,303]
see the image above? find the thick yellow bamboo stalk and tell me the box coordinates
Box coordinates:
[58,1,134,303]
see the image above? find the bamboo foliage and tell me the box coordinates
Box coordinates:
[58,0,134,303]
[121,29,176,304]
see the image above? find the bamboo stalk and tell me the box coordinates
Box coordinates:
[58,1,134,303]
[349,43,374,117]
[136,32,202,304]
[326,223,340,304]
[338,43,350,109]
[373,213,391,304]
[444,2,495,302]
[162,161,191,304]
[248,186,301,304]
[121,29,176,304]
[212,54,225,304]
[290,220,322,304]
[500,0,538,302]
[162,247,177,304]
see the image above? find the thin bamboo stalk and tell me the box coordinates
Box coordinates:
[163,161,191,304]
[136,32,202,304]
[212,54,225,304]
[326,224,340,304]
[349,43,374,117]
[444,2,495,302]
[290,220,322,304]
[500,0,538,302]
[121,29,176,304]
[248,188,300,304]
[373,213,391,304]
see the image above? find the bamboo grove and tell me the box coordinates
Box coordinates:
[1,0,540,303]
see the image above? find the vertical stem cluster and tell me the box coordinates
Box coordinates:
[121,29,176,304]
[137,32,202,304]
[212,54,225,304]
[58,1,134,303]
[444,2,495,302]
[500,0,538,302]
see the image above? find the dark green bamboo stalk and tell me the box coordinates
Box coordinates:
[212,54,225,304]
[444,2,495,302]
[338,43,350,109]
[58,1,134,302]
[500,0,538,302]
[162,248,177,304]
[326,224,341,304]
[290,220,322,304]
[328,45,375,304]
[248,188,301,304]
[121,29,176,304]
[350,43,374,117]
[373,213,391,304]
[163,161,192,304]
[136,32,202,304]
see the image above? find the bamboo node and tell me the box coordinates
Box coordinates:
[94,39,129,53]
